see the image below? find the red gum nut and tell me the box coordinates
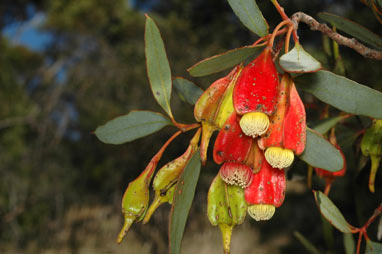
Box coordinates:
[213,112,253,164]
[244,153,286,221]
[283,82,306,155]
[219,162,253,188]
[233,47,279,116]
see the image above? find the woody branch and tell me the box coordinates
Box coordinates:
[291,12,382,60]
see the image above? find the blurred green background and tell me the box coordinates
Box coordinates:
[1,0,382,253]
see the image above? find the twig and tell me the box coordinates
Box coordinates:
[291,12,382,60]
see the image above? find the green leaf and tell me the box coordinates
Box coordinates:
[279,43,322,73]
[343,233,355,254]
[293,231,320,254]
[173,77,203,105]
[294,70,382,119]
[169,152,201,254]
[95,111,171,145]
[227,0,268,37]
[145,14,173,118]
[311,115,349,135]
[365,239,382,254]
[299,128,344,171]
[313,191,353,233]
[188,45,264,77]
[318,12,382,50]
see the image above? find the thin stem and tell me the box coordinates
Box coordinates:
[268,20,290,48]
[171,118,200,132]
[270,0,299,42]
[324,179,333,196]
[149,130,182,168]
[252,27,288,47]
[285,26,294,53]
[307,165,313,189]
[356,231,363,254]
[363,203,382,229]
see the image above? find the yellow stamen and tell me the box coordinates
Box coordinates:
[239,112,270,138]
[265,147,294,169]
[247,204,275,221]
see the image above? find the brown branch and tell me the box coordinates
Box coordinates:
[291,12,382,60]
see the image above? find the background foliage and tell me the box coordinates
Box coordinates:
[1,0,382,253]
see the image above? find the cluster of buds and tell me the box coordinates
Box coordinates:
[195,47,307,223]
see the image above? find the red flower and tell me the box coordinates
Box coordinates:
[258,74,306,169]
[233,47,280,138]
[213,111,253,188]
[244,145,286,221]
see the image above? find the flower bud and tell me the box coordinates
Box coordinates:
[258,74,306,169]
[233,47,279,137]
[194,66,243,164]
[244,147,286,221]
[143,129,201,223]
[117,165,153,243]
[213,112,252,165]
[207,175,247,253]
[361,119,382,193]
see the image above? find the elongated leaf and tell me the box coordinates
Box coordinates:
[169,152,201,254]
[95,111,171,145]
[294,70,382,119]
[279,43,322,73]
[227,0,268,36]
[173,77,203,105]
[313,191,353,233]
[343,233,355,254]
[299,128,344,171]
[145,15,173,118]
[188,45,264,77]
[365,239,382,254]
[318,12,382,50]
[311,115,349,134]
[293,231,320,254]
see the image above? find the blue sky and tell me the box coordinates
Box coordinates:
[2,11,53,52]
